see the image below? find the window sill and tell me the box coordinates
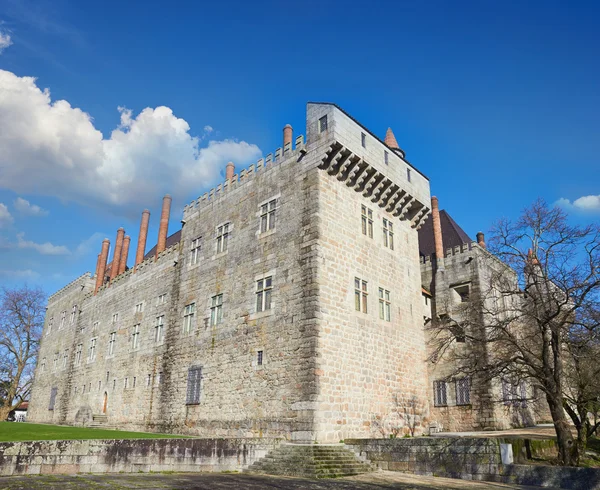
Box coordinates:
[249,310,273,321]
[213,250,229,260]
[185,402,200,406]
[258,228,276,239]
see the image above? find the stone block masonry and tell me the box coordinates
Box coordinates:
[29,102,432,442]
[0,438,280,476]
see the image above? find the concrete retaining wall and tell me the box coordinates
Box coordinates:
[345,438,600,490]
[0,438,281,476]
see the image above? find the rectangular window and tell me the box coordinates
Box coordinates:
[318,115,328,133]
[361,205,374,238]
[383,218,394,250]
[155,316,164,343]
[407,168,411,182]
[183,303,196,334]
[157,371,163,385]
[186,366,203,405]
[112,379,116,391]
[62,350,69,368]
[60,311,66,329]
[108,332,116,355]
[131,324,140,350]
[49,387,58,410]
[146,374,152,387]
[378,288,391,321]
[106,371,110,382]
[40,357,46,372]
[133,376,137,388]
[157,294,167,305]
[89,339,97,361]
[210,294,223,326]
[53,352,59,371]
[361,132,366,148]
[98,380,101,391]
[384,150,389,165]
[260,199,277,233]
[433,380,448,407]
[112,313,119,324]
[257,350,263,366]
[216,223,230,253]
[256,276,273,313]
[75,344,82,366]
[453,285,470,303]
[124,377,129,389]
[190,237,202,265]
[47,317,53,335]
[92,321,99,333]
[355,278,368,313]
[135,303,143,313]
[456,378,471,405]
[70,305,77,324]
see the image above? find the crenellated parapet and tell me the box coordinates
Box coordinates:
[183,135,306,219]
[318,141,430,230]
[47,272,93,305]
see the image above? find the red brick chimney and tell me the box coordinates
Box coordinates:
[431,196,445,265]
[283,124,293,148]
[110,228,125,282]
[94,253,101,281]
[476,231,486,249]
[156,194,172,257]
[94,238,110,295]
[226,162,235,181]
[118,235,131,274]
[134,209,150,270]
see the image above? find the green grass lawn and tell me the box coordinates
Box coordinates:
[0,422,190,442]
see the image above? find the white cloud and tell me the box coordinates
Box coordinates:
[0,269,40,280]
[14,197,49,216]
[204,125,213,133]
[16,232,70,255]
[0,32,12,54]
[0,203,14,227]
[74,232,105,257]
[556,195,600,213]
[0,70,262,215]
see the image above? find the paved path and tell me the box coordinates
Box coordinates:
[0,471,557,489]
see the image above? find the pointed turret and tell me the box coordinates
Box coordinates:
[384,127,406,158]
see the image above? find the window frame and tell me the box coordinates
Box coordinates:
[131,324,141,350]
[361,205,374,238]
[355,277,368,313]
[48,387,58,410]
[256,276,273,313]
[383,218,394,250]
[183,303,196,334]
[88,338,97,362]
[216,223,230,254]
[318,115,328,133]
[190,236,202,265]
[455,377,471,406]
[378,288,391,321]
[108,332,116,356]
[259,199,277,233]
[210,294,223,326]
[186,366,203,405]
[433,380,448,407]
[155,315,165,343]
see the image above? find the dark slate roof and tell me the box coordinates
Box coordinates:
[144,229,182,260]
[418,210,472,257]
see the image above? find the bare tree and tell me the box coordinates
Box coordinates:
[428,199,600,466]
[0,286,46,420]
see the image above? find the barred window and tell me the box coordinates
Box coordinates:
[355,278,368,313]
[318,115,328,133]
[186,366,203,405]
[131,324,140,350]
[183,303,196,334]
[456,378,471,405]
[216,223,230,253]
[75,344,82,365]
[88,339,97,361]
[49,387,58,410]
[502,378,516,406]
[210,294,223,326]
[260,199,277,233]
[256,277,272,313]
[433,380,448,407]
[190,237,201,265]
[108,332,116,356]
[257,350,263,366]
[361,205,373,238]
[155,316,164,343]
[383,218,394,250]
[378,288,391,321]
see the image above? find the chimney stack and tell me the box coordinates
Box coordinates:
[431,196,445,267]
[226,162,235,181]
[156,194,172,257]
[94,239,110,295]
[118,235,131,274]
[94,253,101,281]
[110,228,125,282]
[283,124,293,148]
[135,209,150,270]
[476,231,486,249]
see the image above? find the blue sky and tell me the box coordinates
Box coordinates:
[0,0,598,295]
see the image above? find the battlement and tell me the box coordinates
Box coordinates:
[48,272,93,305]
[183,135,306,219]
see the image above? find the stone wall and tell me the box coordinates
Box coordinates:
[0,438,280,476]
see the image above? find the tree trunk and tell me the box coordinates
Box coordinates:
[547,394,574,465]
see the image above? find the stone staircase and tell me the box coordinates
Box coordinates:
[244,443,376,479]
[88,414,118,430]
